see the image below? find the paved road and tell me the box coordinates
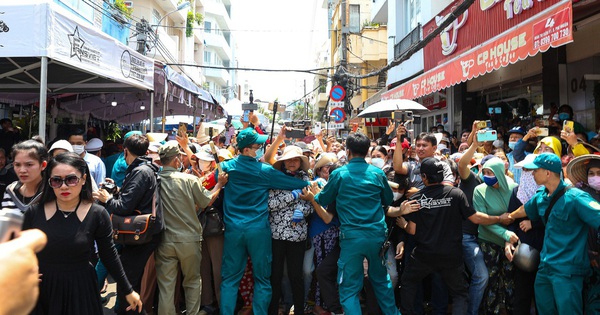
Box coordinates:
[102,277,117,315]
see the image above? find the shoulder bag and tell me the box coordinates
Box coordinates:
[111,165,163,245]
[543,186,571,225]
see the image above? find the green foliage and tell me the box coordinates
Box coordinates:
[113,0,132,19]
[106,122,123,141]
[186,11,204,37]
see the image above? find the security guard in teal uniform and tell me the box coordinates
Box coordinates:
[314,132,399,315]
[218,128,310,315]
[510,153,600,314]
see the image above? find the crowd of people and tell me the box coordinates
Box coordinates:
[2,104,600,315]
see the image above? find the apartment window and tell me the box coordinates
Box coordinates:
[59,0,94,21]
[152,9,161,27]
[204,21,212,33]
[319,79,327,93]
[204,51,212,64]
[349,4,360,33]
[405,0,421,31]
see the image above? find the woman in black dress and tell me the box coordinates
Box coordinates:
[22,152,143,315]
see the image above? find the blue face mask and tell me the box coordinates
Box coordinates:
[508,141,517,150]
[558,113,570,121]
[483,175,498,186]
[255,147,264,161]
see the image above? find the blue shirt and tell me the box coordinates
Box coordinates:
[220,155,310,229]
[525,180,600,275]
[314,157,393,239]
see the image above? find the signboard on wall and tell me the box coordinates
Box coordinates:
[382,1,573,101]
[424,0,564,71]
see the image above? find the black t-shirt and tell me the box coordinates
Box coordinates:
[459,171,482,235]
[405,184,475,264]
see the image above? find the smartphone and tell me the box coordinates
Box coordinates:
[242,110,250,123]
[313,126,322,135]
[476,129,497,142]
[287,128,305,139]
[405,111,414,121]
[563,120,574,132]
[226,115,232,124]
[178,122,187,137]
[536,127,549,137]
[392,110,404,123]
[476,121,487,129]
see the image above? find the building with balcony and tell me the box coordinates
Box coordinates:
[329,0,388,114]
[199,0,235,104]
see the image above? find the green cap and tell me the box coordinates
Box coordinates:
[523,153,562,174]
[237,128,268,149]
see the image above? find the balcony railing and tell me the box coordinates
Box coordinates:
[394,24,420,59]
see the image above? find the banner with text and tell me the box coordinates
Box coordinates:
[382,1,572,101]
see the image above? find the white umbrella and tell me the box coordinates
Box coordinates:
[357,99,429,118]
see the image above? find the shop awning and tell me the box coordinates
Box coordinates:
[382,1,573,101]
[0,0,154,93]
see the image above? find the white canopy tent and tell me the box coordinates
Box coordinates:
[0,0,155,141]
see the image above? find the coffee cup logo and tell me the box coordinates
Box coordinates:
[461,59,475,77]
[436,9,468,56]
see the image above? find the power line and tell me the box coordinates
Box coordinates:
[165,63,335,76]
[352,0,476,79]
[152,25,332,33]
[354,33,387,45]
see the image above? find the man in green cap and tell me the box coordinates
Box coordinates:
[218,128,310,315]
[510,153,600,314]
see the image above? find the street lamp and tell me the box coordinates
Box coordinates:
[154,1,191,35]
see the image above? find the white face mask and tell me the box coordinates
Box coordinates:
[393,192,403,201]
[72,145,85,155]
[370,157,385,169]
[437,144,447,151]
[199,160,212,172]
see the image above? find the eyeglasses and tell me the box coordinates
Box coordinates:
[48,175,81,188]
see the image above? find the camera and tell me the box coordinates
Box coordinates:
[100,182,117,195]
[0,209,23,244]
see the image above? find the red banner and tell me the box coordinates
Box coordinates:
[424,0,563,71]
[382,1,572,101]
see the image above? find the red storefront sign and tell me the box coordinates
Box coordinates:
[382,0,572,101]
[424,0,563,71]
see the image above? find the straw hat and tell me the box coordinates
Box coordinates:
[195,122,210,145]
[273,146,310,172]
[146,132,168,143]
[314,153,338,173]
[566,154,600,186]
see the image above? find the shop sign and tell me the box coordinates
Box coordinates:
[424,0,562,71]
[364,118,390,127]
[382,1,572,101]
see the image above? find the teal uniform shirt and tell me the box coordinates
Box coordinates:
[111,153,127,187]
[219,155,310,229]
[525,180,600,275]
[314,157,393,239]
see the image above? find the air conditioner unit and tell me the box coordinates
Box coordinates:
[194,43,200,51]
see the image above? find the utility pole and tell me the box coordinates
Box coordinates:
[304,79,308,120]
[340,0,348,69]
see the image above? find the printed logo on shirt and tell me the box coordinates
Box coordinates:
[590,201,600,211]
[418,194,452,209]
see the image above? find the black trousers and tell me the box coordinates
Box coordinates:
[315,244,342,313]
[268,239,306,315]
[400,254,468,315]
[513,267,537,315]
[116,235,161,315]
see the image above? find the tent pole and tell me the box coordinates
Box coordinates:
[162,94,167,133]
[38,56,48,142]
[149,91,154,132]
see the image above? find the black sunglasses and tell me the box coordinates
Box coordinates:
[48,175,81,188]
